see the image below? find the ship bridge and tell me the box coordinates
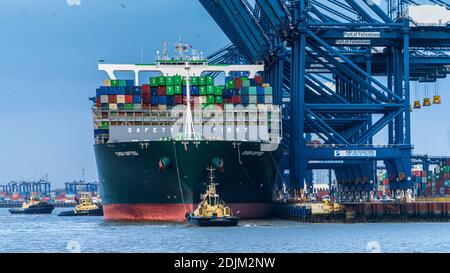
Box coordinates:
[98,63,264,85]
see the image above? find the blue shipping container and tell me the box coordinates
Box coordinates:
[151,96,159,105]
[257,87,265,96]
[117,86,125,95]
[125,80,135,86]
[191,86,199,96]
[133,95,141,103]
[257,95,265,104]
[159,96,167,105]
[125,87,133,95]
[166,96,174,106]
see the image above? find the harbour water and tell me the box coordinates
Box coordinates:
[1,208,450,253]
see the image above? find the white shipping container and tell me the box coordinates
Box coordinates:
[249,96,257,104]
[407,5,450,26]
[100,95,109,103]
[264,95,273,104]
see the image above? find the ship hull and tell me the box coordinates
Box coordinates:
[94,141,281,221]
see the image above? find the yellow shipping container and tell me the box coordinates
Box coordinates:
[117,95,125,103]
[109,103,118,110]
[103,79,111,86]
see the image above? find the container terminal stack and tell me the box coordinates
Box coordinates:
[198,1,450,221]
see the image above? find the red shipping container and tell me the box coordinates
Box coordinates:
[158,86,166,96]
[174,95,183,104]
[142,84,150,94]
[96,97,101,107]
[125,95,133,104]
[142,103,150,109]
[142,94,151,104]
[101,112,109,119]
[108,95,117,103]
[255,75,263,85]
[234,78,243,89]
[231,95,241,104]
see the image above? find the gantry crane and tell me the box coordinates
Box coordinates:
[201,0,450,202]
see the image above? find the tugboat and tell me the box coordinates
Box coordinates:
[8,195,54,214]
[186,167,240,227]
[58,193,103,216]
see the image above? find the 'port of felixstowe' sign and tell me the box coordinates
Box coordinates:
[343,32,381,38]
[334,150,377,157]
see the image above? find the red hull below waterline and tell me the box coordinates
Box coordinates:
[103,203,273,222]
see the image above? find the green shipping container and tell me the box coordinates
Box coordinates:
[215,85,224,96]
[101,121,109,129]
[206,76,214,85]
[242,79,250,87]
[173,75,182,85]
[207,95,215,104]
[199,77,207,86]
[206,85,215,95]
[111,80,119,86]
[226,80,235,89]
[249,86,257,95]
[215,96,223,104]
[158,76,166,86]
[264,86,273,95]
[174,85,182,95]
[125,104,134,110]
[119,80,127,86]
[166,86,175,95]
[190,77,199,85]
[166,77,174,86]
[199,86,207,95]
[150,77,158,87]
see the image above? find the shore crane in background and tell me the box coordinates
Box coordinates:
[201,0,450,202]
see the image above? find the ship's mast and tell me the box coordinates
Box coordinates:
[184,63,195,140]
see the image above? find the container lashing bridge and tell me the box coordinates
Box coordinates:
[200,0,450,202]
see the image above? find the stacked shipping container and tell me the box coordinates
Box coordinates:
[414,161,450,197]
[93,75,275,140]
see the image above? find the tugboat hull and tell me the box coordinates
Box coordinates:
[58,208,104,216]
[188,216,239,227]
[8,205,54,215]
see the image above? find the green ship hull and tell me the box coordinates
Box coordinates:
[94,141,281,221]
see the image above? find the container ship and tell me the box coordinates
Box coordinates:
[92,41,282,221]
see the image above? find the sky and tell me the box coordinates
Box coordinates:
[0,0,449,188]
